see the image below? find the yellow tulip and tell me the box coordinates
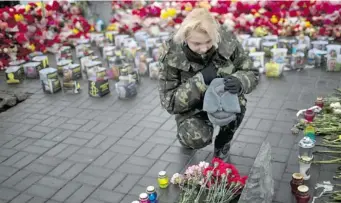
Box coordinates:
[254,12,260,18]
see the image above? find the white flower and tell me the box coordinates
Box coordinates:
[199,161,209,169]
[170,173,183,185]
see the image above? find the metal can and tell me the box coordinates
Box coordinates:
[139,193,149,203]
[146,185,157,202]
[158,171,169,189]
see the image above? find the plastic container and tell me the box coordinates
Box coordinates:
[311,40,328,51]
[32,56,49,69]
[263,35,279,42]
[149,62,160,80]
[265,61,283,77]
[249,52,265,68]
[271,48,288,64]
[5,66,23,84]
[246,37,262,50]
[39,68,61,94]
[24,62,42,79]
[326,44,341,56]
[262,41,277,57]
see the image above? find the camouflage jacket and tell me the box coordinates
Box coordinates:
[158,27,259,123]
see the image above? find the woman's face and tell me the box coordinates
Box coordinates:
[186,30,213,55]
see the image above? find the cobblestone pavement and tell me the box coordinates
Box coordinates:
[0,52,340,203]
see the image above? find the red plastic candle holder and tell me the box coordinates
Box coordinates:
[304,110,315,122]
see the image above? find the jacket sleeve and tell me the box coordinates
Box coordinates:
[230,36,259,94]
[158,60,207,115]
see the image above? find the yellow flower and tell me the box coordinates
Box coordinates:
[185,4,192,12]
[72,29,79,35]
[167,8,177,18]
[160,10,169,19]
[14,14,23,22]
[271,15,278,24]
[107,23,117,31]
[28,44,35,52]
[254,12,260,18]
[25,5,31,12]
[254,27,268,37]
[305,21,311,28]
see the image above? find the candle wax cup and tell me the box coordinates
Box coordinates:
[158,178,169,188]
[304,110,315,122]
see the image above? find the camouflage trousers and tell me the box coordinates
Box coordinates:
[176,108,245,149]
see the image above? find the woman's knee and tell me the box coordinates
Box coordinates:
[177,118,213,149]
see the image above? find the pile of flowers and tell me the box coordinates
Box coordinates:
[171,157,247,203]
[0,1,92,70]
[109,0,341,40]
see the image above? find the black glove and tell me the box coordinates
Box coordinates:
[200,63,217,85]
[224,75,243,94]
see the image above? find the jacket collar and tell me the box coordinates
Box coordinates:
[165,27,237,72]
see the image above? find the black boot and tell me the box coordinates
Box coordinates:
[214,128,233,162]
[214,141,231,162]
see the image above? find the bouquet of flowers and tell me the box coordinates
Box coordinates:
[171,157,247,203]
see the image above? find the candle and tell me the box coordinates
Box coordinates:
[290,173,304,194]
[304,109,315,122]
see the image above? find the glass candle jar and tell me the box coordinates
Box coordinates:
[304,110,315,122]
[146,186,157,202]
[304,125,316,142]
[296,185,311,203]
[139,193,149,203]
[315,97,324,108]
[158,171,169,189]
[290,173,304,194]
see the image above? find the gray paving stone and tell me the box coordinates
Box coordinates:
[49,161,74,177]
[33,139,57,148]
[85,135,107,148]
[63,137,88,146]
[0,187,20,201]
[56,145,80,159]
[100,171,126,190]
[34,156,63,167]
[97,137,119,150]
[25,163,53,174]
[83,165,112,178]
[38,176,67,189]
[13,173,43,191]
[27,197,48,203]
[65,185,96,203]
[114,174,142,193]
[1,170,30,187]
[92,151,116,166]
[51,182,82,202]
[21,130,45,139]
[60,163,87,180]
[26,184,57,199]
[14,138,35,150]
[0,165,18,177]
[9,193,33,203]
[242,143,261,158]
[90,188,125,203]
[74,172,105,187]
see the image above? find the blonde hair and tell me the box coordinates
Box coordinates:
[173,8,221,47]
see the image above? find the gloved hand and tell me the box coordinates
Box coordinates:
[224,75,243,94]
[200,63,217,85]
